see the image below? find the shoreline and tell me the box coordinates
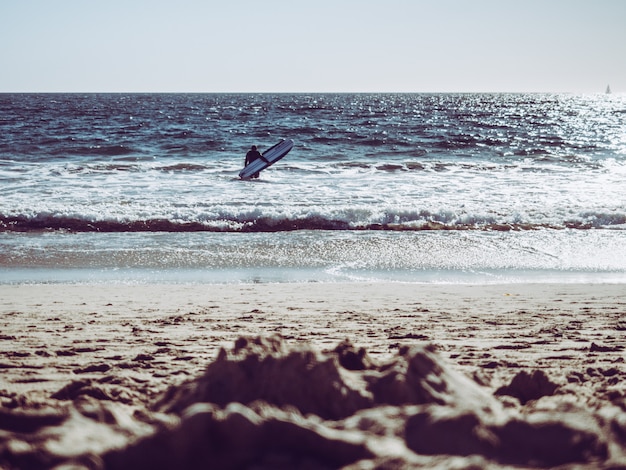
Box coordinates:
[3,230,626,286]
[2,282,625,467]
[2,269,626,286]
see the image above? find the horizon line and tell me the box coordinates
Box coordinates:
[0,90,617,95]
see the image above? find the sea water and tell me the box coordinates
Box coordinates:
[1,93,625,284]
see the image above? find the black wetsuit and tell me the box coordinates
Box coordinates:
[245,149,263,178]
[245,149,262,166]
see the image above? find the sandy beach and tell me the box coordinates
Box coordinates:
[1,282,625,469]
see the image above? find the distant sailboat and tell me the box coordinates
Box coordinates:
[606,84,612,94]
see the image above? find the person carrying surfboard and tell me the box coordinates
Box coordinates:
[244,145,263,178]
[239,139,293,179]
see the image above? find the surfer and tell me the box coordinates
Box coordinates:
[244,145,262,178]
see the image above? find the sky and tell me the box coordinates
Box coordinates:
[1,0,625,93]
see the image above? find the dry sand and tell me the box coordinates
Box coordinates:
[1,282,625,469]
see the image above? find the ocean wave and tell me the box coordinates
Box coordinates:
[2,93,624,243]
[29,161,214,176]
[1,213,621,233]
[158,163,209,172]
[55,162,144,175]
[65,144,138,157]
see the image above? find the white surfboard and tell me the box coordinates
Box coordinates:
[239,139,294,179]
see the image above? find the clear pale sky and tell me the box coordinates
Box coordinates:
[1,0,624,93]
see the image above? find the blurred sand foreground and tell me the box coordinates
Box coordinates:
[1,282,625,469]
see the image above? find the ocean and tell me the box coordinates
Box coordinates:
[1,93,625,284]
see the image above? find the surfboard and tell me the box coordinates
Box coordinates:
[239,139,294,179]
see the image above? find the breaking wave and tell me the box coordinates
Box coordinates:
[2,211,624,233]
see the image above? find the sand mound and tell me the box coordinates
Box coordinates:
[154,336,497,419]
[2,335,625,469]
[495,369,559,405]
[108,336,620,469]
